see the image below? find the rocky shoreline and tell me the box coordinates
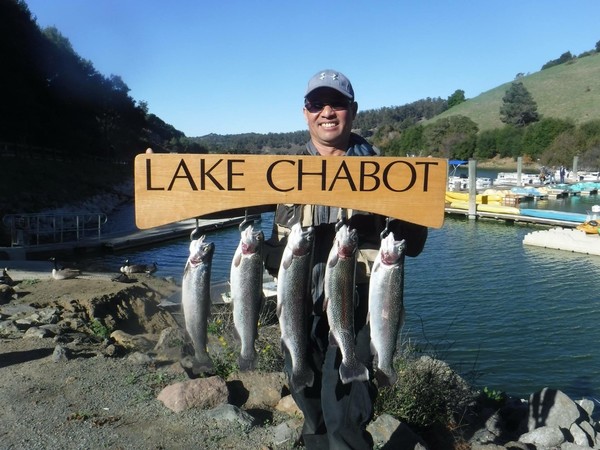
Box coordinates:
[1,267,600,449]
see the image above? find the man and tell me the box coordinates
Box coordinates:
[264,70,428,449]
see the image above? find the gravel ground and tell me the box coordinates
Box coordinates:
[0,267,293,450]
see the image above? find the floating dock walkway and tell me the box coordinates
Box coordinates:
[523,227,600,256]
[0,215,253,261]
[444,207,586,229]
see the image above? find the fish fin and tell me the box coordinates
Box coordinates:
[328,331,338,347]
[327,253,339,268]
[232,251,242,268]
[369,340,376,356]
[281,250,293,270]
[232,326,241,343]
[339,361,369,384]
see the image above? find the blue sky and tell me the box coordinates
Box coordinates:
[24,0,600,137]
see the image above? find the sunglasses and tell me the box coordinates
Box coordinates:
[304,98,352,113]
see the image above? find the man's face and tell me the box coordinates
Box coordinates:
[303,88,357,152]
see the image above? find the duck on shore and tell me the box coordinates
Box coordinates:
[0,268,14,286]
[120,260,158,276]
[50,257,81,280]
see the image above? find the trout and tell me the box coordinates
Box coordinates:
[230,224,264,371]
[181,235,215,375]
[277,223,315,392]
[368,232,406,386]
[324,224,369,384]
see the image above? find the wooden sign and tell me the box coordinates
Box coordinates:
[134,154,448,229]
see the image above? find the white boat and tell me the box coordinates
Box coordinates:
[447,176,493,191]
[495,172,541,186]
[576,171,600,182]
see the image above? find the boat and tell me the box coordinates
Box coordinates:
[575,220,600,234]
[446,159,493,191]
[576,171,600,182]
[520,209,587,223]
[445,191,496,204]
[495,172,541,186]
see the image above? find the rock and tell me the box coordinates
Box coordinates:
[576,398,595,418]
[520,425,566,446]
[227,371,286,409]
[271,418,302,447]
[528,388,587,431]
[38,324,60,336]
[470,444,506,450]
[0,320,20,336]
[14,318,35,330]
[204,404,255,427]
[0,303,36,317]
[23,326,52,339]
[570,421,594,447]
[52,345,70,362]
[153,327,185,361]
[127,351,153,365]
[275,394,303,418]
[110,330,155,352]
[367,414,428,450]
[561,443,597,450]
[29,307,61,324]
[157,376,228,413]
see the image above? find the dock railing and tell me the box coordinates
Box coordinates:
[2,213,108,247]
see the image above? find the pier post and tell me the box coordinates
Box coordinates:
[517,157,523,187]
[468,159,477,220]
[572,156,579,181]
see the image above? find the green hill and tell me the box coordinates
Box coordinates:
[432,52,600,130]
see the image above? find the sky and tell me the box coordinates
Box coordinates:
[24,0,600,137]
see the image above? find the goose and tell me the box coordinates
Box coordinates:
[50,257,80,280]
[120,260,158,276]
[0,268,14,286]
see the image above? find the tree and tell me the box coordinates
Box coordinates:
[521,118,574,159]
[447,89,466,109]
[499,82,540,127]
[423,115,478,159]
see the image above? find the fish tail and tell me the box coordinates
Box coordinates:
[290,366,315,392]
[238,351,258,371]
[194,350,215,370]
[180,354,215,379]
[339,361,369,384]
[376,366,398,387]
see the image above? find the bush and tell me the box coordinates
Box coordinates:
[375,355,476,431]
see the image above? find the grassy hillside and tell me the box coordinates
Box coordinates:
[432,52,600,130]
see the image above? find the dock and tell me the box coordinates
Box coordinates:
[523,227,600,256]
[0,215,255,261]
[444,207,586,229]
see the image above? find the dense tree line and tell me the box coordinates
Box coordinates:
[541,41,600,70]
[0,0,198,161]
[383,115,600,170]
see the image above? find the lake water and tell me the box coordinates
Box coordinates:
[89,193,600,403]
